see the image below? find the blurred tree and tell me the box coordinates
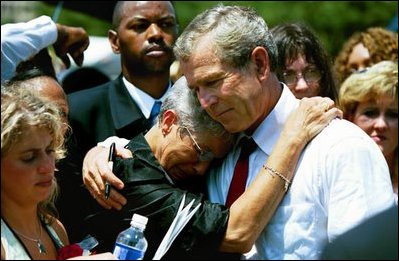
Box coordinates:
[1,1,397,58]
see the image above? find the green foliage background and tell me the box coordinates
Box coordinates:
[2,1,397,58]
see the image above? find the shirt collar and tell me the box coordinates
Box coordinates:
[122,77,172,119]
[252,83,299,156]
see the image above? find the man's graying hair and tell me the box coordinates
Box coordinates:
[159,76,234,142]
[174,4,278,71]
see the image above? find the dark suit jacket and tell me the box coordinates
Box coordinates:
[84,134,238,260]
[67,74,152,155]
[57,75,152,243]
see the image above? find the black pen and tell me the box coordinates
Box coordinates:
[105,142,116,199]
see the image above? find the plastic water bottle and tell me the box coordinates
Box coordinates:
[113,213,148,260]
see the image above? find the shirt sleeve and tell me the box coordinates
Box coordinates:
[97,136,130,148]
[1,15,57,83]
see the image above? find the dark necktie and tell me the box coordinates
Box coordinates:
[149,101,162,127]
[225,137,257,207]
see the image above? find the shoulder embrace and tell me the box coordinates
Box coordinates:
[317,118,370,141]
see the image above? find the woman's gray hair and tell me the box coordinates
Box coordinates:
[159,76,234,142]
[174,4,278,71]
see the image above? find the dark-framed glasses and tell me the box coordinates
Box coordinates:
[283,68,322,86]
[182,127,215,162]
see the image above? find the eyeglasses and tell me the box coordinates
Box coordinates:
[283,68,322,86]
[182,127,215,162]
[351,67,370,74]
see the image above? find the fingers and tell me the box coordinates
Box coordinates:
[83,145,127,209]
[54,24,89,67]
[326,107,343,120]
[301,96,334,110]
[69,37,89,66]
[85,170,126,210]
[99,163,124,190]
[71,52,84,67]
[59,55,71,68]
[91,188,126,210]
[115,145,133,159]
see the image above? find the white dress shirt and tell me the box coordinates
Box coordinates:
[207,84,395,259]
[1,15,57,83]
[122,77,171,120]
[97,79,172,148]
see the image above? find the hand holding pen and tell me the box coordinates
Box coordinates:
[105,142,116,199]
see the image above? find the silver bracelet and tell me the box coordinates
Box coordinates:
[263,165,291,192]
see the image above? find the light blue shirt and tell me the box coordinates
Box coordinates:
[207,85,395,259]
[1,15,57,83]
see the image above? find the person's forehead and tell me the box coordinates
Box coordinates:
[8,126,52,151]
[122,1,175,20]
[180,36,223,82]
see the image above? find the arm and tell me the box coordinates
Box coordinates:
[1,16,57,82]
[221,97,342,252]
[1,15,89,83]
[83,97,341,252]
[82,137,130,210]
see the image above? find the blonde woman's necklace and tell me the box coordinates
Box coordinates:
[12,223,47,254]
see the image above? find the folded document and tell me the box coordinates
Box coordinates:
[153,193,201,260]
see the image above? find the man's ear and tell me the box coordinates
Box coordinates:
[251,46,269,81]
[108,29,120,54]
[161,110,178,136]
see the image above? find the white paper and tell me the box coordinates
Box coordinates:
[153,193,201,260]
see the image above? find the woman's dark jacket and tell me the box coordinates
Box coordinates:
[84,134,236,259]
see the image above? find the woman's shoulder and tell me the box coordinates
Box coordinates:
[48,218,70,246]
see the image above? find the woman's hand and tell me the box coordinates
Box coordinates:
[283,97,343,147]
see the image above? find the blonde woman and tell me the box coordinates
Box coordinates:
[339,60,398,203]
[1,86,114,260]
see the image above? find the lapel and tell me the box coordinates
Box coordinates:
[108,75,145,130]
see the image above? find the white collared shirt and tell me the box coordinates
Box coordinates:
[122,77,171,119]
[207,84,395,259]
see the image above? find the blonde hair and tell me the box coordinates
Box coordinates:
[1,86,67,224]
[338,60,398,118]
[339,60,398,190]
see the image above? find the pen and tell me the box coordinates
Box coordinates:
[105,142,116,199]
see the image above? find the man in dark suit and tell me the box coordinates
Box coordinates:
[58,1,178,242]
[68,1,178,154]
